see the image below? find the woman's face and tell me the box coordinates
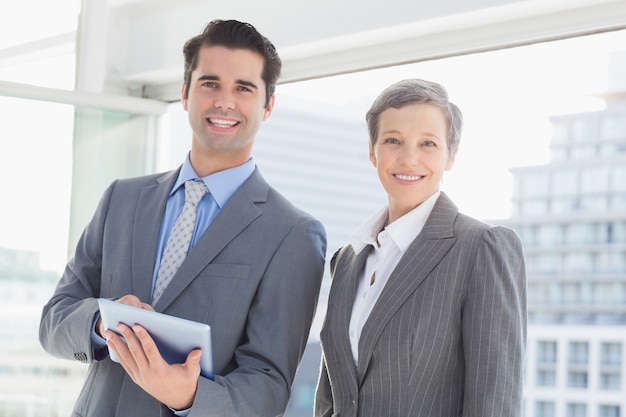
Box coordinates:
[370,103,456,223]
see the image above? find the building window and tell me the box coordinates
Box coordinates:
[569,342,589,365]
[581,166,610,193]
[537,341,558,364]
[533,254,560,275]
[536,370,556,387]
[538,224,564,247]
[580,196,608,212]
[567,403,587,417]
[600,114,625,141]
[568,371,588,388]
[611,166,626,192]
[571,119,591,142]
[600,372,621,390]
[521,172,549,197]
[564,253,593,275]
[522,199,550,216]
[551,170,578,196]
[601,342,623,365]
[593,283,616,304]
[552,197,580,214]
[571,144,597,159]
[598,405,621,417]
[566,223,593,245]
[562,283,582,304]
[536,401,556,417]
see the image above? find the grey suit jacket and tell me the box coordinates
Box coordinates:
[315,193,526,417]
[39,167,327,417]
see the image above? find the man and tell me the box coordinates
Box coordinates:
[39,19,327,417]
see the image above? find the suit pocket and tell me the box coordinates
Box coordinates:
[173,263,252,320]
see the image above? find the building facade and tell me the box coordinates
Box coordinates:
[501,51,626,417]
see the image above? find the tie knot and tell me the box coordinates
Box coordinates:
[184,180,208,206]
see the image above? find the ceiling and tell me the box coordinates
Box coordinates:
[97,0,626,100]
[3,0,626,109]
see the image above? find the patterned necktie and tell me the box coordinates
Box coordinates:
[152,180,208,303]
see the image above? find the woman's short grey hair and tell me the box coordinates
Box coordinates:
[365,79,463,158]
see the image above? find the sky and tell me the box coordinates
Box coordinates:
[1,7,626,272]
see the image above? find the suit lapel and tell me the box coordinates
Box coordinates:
[153,169,267,310]
[131,170,178,303]
[357,193,458,381]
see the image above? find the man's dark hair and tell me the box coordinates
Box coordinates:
[183,19,282,107]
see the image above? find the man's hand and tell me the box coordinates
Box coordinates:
[99,294,202,410]
[96,295,154,338]
[104,322,202,410]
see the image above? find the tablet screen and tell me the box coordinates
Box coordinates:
[98,298,213,379]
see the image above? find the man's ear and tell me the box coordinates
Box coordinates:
[262,94,276,121]
[181,83,188,110]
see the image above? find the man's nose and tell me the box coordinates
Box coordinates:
[215,92,235,110]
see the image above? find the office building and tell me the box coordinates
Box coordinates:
[500,51,626,417]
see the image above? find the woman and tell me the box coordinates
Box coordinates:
[315,79,527,417]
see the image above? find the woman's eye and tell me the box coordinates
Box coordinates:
[384,137,400,144]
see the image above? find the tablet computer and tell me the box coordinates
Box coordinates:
[98,298,213,379]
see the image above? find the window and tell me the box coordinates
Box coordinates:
[536,401,556,417]
[567,224,593,245]
[564,252,593,275]
[600,372,621,390]
[569,342,589,365]
[601,342,623,365]
[4,3,626,416]
[601,114,625,141]
[599,405,621,417]
[611,166,626,192]
[537,341,558,364]
[568,371,588,388]
[567,403,587,417]
[536,370,556,387]
[581,167,610,193]
[551,170,578,196]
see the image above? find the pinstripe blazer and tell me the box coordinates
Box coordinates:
[315,192,527,417]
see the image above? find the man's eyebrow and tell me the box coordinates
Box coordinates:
[197,75,259,91]
[237,79,259,90]
[197,75,219,82]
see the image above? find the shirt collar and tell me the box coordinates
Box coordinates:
[171,153,256,208]
[350,191,441,254]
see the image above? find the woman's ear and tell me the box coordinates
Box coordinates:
[369,149,377,167]
[445,146,458,171]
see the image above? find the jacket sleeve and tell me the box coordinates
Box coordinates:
[39,181,118,363]
[462,226,527,417]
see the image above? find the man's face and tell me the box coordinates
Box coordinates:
[182,45,274,170]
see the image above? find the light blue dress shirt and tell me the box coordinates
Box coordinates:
[150,154,255,297]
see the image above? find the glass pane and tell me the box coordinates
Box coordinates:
[0,95,159,415]
[0,97,79,416]
[0,0,81,48]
